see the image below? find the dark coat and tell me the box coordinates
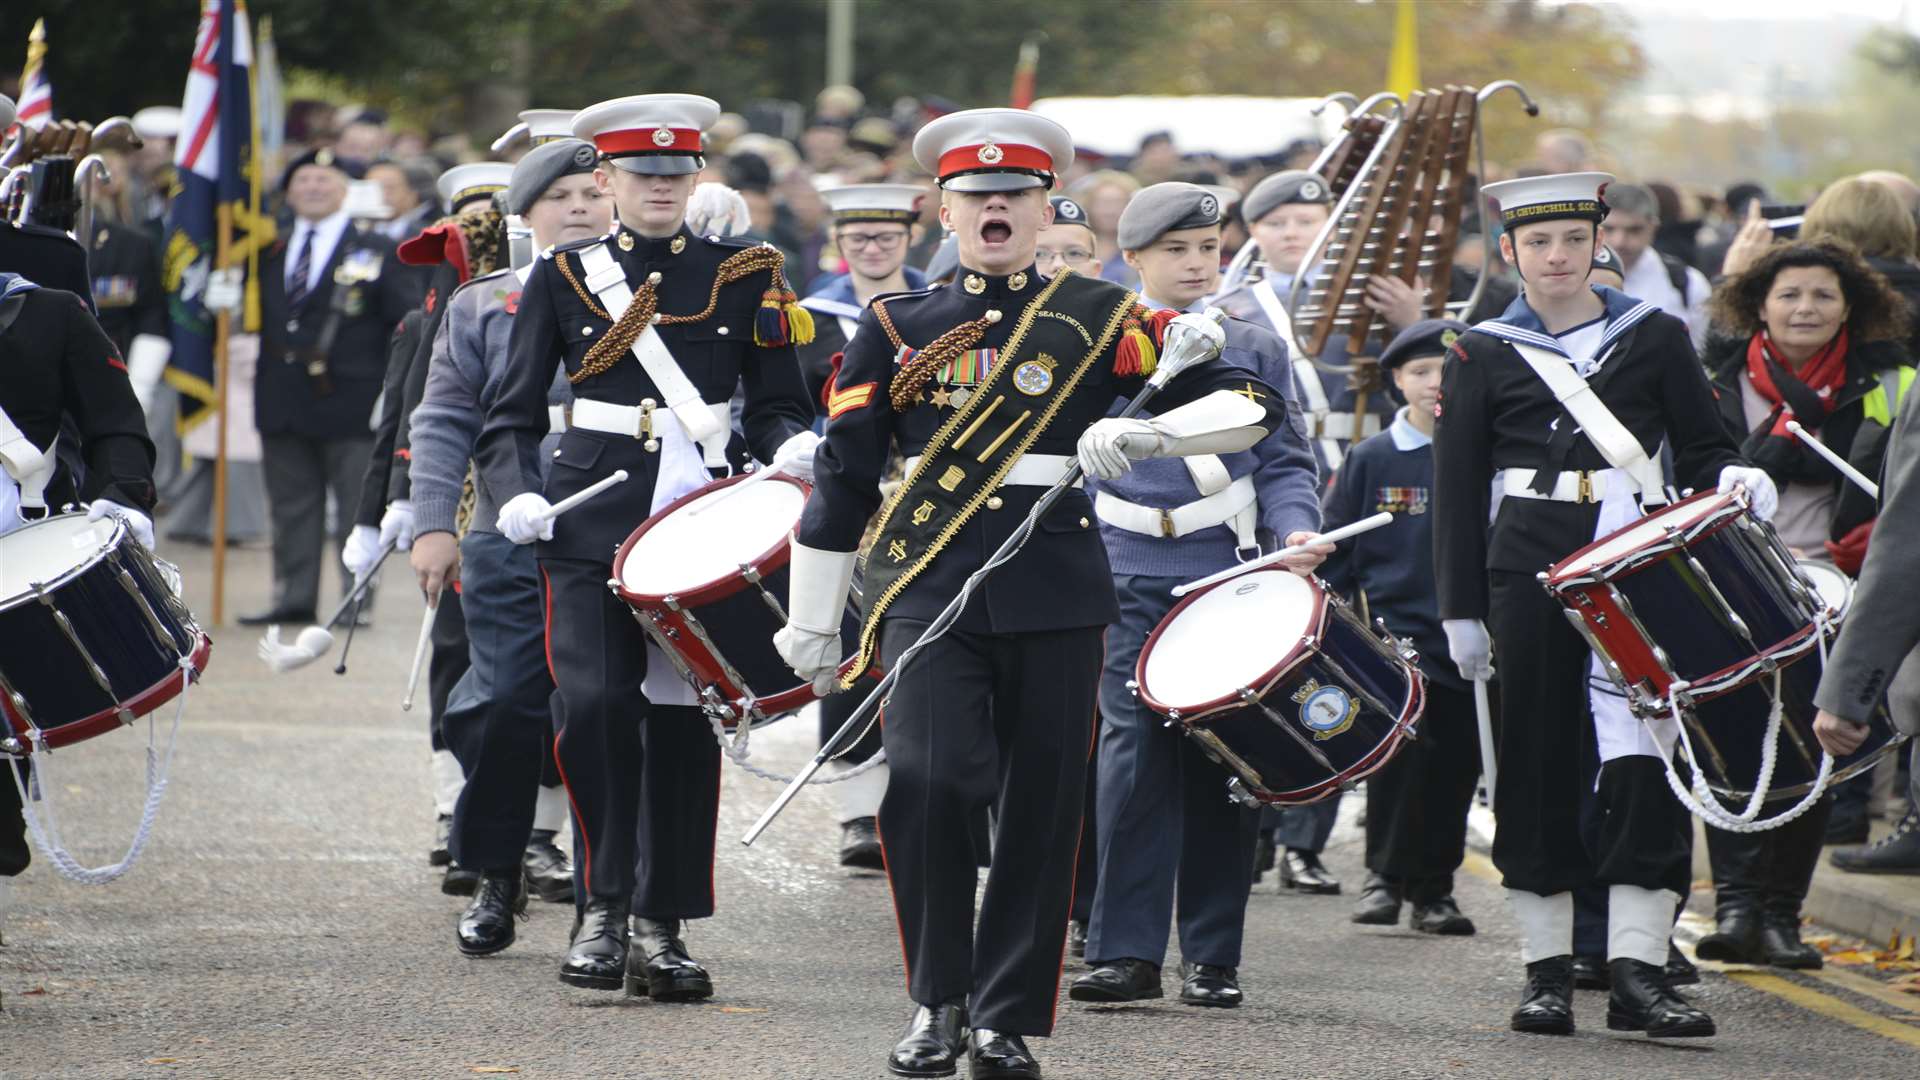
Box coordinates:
[87,220,167,354]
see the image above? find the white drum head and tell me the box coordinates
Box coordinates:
[618,478,806,597]
[1555,495,1729,578]
[0,514,115,604]
[1141,570,1317,710]
[1796,559,1852,617]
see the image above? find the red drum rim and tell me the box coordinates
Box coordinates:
[2,632,213,754]
[1133,569,1331,721]
[1543,489,1742,587]
[611,472,811,610]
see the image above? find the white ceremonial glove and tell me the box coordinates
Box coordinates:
[88,499,155,552]
[379,498,416,553]
[203,267,244,315]
[126,333,172,413]
[685,182,755,238]
[1718,465,1779,522]
[773,537,859,693]
[1443,618,1494,682]
[341,523,383,579]
[1077,417,1162,480]
[770,429,823,484]
[497,492,556,545]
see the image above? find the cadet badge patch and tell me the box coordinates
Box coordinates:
[1375,485,1429,515]
[1292,680,1359,741]
[1013,354,1057,396]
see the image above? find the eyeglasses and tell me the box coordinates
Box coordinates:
[1036,247,1095,267]
[839,231,907,252]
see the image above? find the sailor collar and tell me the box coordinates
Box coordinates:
[1466,284,1659,361]
[800,266,931,319]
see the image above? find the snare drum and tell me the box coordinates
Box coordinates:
[1134,569,1424,806]
[0,513,212,754]
[1543,491,1831,716]
[1795,559,1853,619]
[612,472,863,729]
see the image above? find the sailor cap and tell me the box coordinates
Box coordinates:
[437,162,513,212]
[821,183,924,224]
[1482,171,1615,228]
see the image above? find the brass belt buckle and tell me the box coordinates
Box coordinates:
[1158,509,1177,537]
[639,398,660,452]
[1578,472,1595,504]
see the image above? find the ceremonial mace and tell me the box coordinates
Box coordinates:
[742,309,1232,846]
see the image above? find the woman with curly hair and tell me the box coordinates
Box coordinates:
[1694,240,1914,968]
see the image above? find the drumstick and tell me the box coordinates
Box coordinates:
[1786,421,1879,498]
[538,469,629,520]
[686,464,779,517]
[400,595,439,711]
[1170,512,1395,597]
[1474,676,1497,815]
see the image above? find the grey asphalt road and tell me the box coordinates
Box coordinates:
[3,543,1918,1078]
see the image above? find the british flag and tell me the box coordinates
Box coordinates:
[14,18,52,129]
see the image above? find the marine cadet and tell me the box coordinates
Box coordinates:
[772,108,1292,1080]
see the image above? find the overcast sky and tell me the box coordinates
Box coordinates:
[1555,0,1914,26]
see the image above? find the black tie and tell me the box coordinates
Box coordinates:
[287,226,315,310]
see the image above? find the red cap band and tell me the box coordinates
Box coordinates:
[937,142,1052,179]
[594,127,703,155]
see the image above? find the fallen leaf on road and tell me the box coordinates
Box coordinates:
[1896,934,1916,961]
[22,987,45,995]
[1891,974,1920,994]
[718,1006,767,1013]
[144,1059,182,1065]
[468,1068,519,1075]
[1827,949,1877,965]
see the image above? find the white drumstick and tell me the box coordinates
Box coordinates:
[539,469,630,520]
[1786,420,1879,499]
[687,464,779,517]
[1171,512,1395,597]
[400,597,438,711]
[1474,676,1497,815]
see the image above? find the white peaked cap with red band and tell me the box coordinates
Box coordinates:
[520,109,578,145]
[573,93,721,176]
[912,108,1074,193]
[438,162,514,211]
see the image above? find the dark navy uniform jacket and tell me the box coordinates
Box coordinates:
[798,263,1292,634]
[476,222,812,562]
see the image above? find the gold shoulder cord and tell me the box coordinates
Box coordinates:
[872,298,907,351]
[566,246,787,385]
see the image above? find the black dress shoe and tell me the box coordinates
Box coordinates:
[1606,958,1715,1037]
[1666,942,1701,986]
[1068,957,1162,1002]
[429,814,453,866]
[1410,896,1476,936]
[887,1001,968,1078]
[1350,873,1401,925]
[1279,849,1341,895]
[1179,963,1242,1008]
[1694,908,1762,964]
[236,606,317,627]
[840,816,886,870]
[627,916,713,1001]
[1760,920,1823,969]
[442,865,480,897]
[456,870,528,956]
[1510,955,1575,1035]
[522,830,574,904]
[558,898,630,990]
[1831,810,1920,874]
[968,1029,1040,1079]
[1066,919,1087,959]
[1570,954,1609,990]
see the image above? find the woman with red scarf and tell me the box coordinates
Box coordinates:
[1696,240,1913,968]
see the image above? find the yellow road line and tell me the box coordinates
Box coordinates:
[1727,972,1920,1049]
[1804,966,1920,1015]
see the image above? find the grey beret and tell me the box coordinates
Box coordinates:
[506,138,598,216]
[1116,182,1224,251]
[1242,169,1331,226]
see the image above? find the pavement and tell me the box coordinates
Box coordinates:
[4,542,1920,1078]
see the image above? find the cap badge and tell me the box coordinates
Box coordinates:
[315,148,335,167]
[963,273,986,295]
[652,126,676,147]
[1058,201,1080,220]
[670,235,687,254]
[1440,328,1460,349]
[976,143,1004,165]
[618,231,635,251]
[1300,180,1323,200]
[1199,194,1218,217]
[1013,354,1058,396]
[571,145,597,167]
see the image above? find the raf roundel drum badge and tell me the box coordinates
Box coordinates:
[1013,354,1058,396]
[1292,679,1359,741]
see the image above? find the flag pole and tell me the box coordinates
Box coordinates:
[212,201,233,625]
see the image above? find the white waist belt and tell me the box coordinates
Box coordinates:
[548,405,567,435]
[1304,411,1381,441]
[569,397,661,440]
[1094,474,1257,539]
[1501,468,1619,504]
[901,453,1080,489]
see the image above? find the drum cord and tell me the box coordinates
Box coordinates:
[702,703,887,786]
[6,653,194,885]
[1652,616,1837,834]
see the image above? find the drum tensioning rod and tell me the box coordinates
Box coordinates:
[742,311,1232,847]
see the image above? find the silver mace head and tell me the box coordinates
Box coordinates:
[1152,307,1228,385]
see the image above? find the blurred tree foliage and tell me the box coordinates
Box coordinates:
[4,0,1638,169]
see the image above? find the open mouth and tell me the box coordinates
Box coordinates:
[980,219,1012,245]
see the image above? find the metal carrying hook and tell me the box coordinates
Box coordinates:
[1475,80,1540,116]
[73,153,113,246]
[1449,80,1541,325]
[1311,92,1360,118]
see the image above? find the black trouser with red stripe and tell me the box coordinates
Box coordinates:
[540,557,721,920]
[876,616,1102,1037]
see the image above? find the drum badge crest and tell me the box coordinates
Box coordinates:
[1292,679,1359,740]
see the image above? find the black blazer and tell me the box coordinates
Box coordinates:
[256,221,421,440]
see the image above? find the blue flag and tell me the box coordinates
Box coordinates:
[162,0,271,435]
